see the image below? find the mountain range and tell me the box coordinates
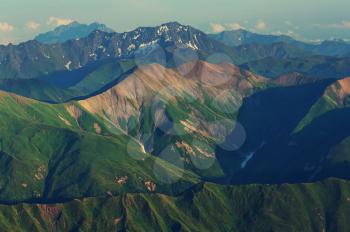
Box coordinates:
[0,21,350,231]
[211,29,350,57]
[35,22,115,44]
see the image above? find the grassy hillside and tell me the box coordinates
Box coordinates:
[1,63,350,200]
[0,91,200,203]
[0,61,265,203]
[0,61,350,231]
[295,77,350,133]
[0,178,349,231]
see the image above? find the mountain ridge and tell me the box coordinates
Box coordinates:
[2,21,350,84]
[0,178,348,231]
[35,21,115,44]
[1,20,350,231]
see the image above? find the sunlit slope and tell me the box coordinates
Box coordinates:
[0,90,199,203]
[78,61,269,178]
[295,76,350,132]
[0,60,270,202]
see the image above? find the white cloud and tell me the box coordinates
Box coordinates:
[210,22,244,33]
[255,20,267,30]
[210,23,226,33]
[272,30,300,38]
[0,22,14,32]
[47,17,74,27]
[26,21,40,30]
[316,21,350,29]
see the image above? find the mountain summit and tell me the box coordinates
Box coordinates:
[35,21,115,44]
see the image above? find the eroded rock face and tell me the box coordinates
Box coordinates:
[321,76,350,106]
[115,176,129,185]
[38,204,62,221]
[78,61,267,137]
[144,180,156,192]
[65,104,83,120]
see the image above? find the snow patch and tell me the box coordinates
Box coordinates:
[116,48,122,56]
[165,36,172,42]
[186,41,199,50]
[127,44,136,51]
[133,34,141,40]
[65,61,72,70]
[176,26,183,32]
[98,45,106,53]
[139,40,159,48]
[157,25,169,35]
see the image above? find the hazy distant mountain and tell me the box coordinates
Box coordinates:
[240,55,350,78]
[35,22,115,44]
[209,29,297,47]
[211,29,350,58]
[310,39,350,57]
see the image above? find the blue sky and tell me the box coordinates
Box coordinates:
[1,0,350,44]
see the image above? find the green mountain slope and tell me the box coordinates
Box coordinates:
[1,57,350,231]
[0,178,349,232]
[0,60,271,203]
[295,76,350,132]
[1,61,350,199]
[0,91,200,203]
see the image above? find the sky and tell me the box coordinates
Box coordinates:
[1,0,350,44]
